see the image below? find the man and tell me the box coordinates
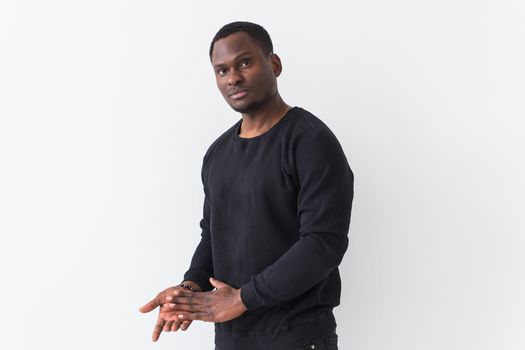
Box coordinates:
[139,21,353,350]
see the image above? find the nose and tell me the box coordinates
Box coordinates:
[227,68,243,86]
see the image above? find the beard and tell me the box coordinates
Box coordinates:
[230,100,263,114]
[228,89,274,114]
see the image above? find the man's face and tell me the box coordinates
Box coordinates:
[211,31,279,114]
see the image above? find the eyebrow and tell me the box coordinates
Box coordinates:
[213,51,252,68]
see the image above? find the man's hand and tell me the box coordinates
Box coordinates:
[139,284,198,341]
[164,277,247,323]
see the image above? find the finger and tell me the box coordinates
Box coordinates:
[160,302,196,312]
[170,296,207,305]
[171,321,181,332]
[209,277,229,289]
[180,320,192,331]
[141,290,168,313]
[178,312,210,322]
[139,297,161,313]
[163,321,173,332]
[152,316,165,342]
[160,303,175,311]
[159,303,177,311]
[164,303,208,313]
[163,311,192,322]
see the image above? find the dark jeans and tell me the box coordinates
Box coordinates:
[215,330,338,350]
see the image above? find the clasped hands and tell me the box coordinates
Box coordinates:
[139,277,248,341]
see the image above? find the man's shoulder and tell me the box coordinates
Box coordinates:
[202,119,239,163]
[287,106,341,142]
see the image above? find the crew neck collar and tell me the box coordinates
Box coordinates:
[232,106,298,142]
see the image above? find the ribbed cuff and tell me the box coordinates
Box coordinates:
[183,269,213,292]
[240,279,264,310]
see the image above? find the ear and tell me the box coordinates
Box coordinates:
[269,53,283,78]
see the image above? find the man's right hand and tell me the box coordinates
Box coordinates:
[139,282,201,341]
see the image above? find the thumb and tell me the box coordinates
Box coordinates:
[138,297,160,313]
[209,277,229,289]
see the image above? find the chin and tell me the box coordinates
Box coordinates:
[230,100,263,114]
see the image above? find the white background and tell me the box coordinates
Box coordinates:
[1,1,524,349]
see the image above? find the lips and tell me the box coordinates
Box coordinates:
[228,89,249,99]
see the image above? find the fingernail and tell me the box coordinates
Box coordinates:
[166,296,173,301]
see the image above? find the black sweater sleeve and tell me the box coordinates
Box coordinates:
[183,155,214,292]
[239,127,354,310]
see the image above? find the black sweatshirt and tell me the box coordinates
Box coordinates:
[183,106,354,350]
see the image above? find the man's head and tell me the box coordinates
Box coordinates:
[209,21,283,114]
[209,21,273,60]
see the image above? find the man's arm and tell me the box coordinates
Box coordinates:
[239,128,354,310]
[139,190,211,338]
[182,156,214,292]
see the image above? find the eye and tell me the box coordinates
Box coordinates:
[239,58,252,68]
[216,67,227,76]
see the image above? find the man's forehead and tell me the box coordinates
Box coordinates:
[211,32,261,65]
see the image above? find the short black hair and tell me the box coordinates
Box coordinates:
[209,21,273,60]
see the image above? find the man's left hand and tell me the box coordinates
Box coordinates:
[164,277,248,323]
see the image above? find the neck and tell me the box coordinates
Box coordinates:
[238,94,291,137]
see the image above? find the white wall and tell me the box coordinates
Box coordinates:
[1,1,523,349]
